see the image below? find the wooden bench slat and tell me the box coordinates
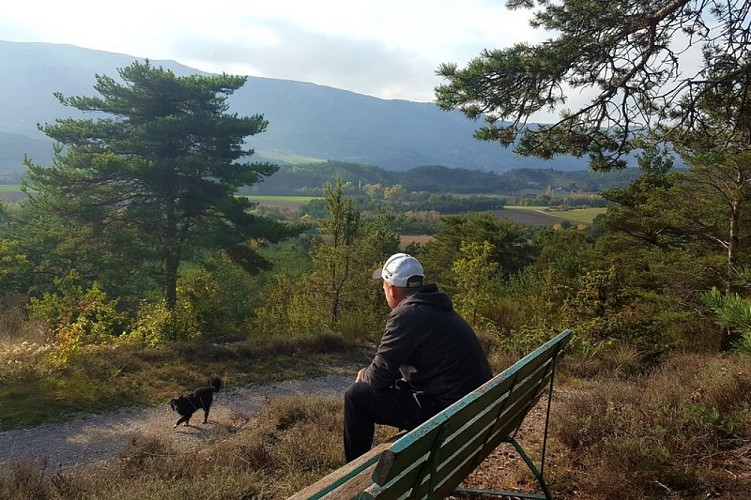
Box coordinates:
[372,377,516,479]
[427,392,553,498]
[437,369,554,465]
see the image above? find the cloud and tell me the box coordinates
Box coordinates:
[170,21,441,101]
[0,0,542,102]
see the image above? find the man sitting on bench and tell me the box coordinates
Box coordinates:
[344,253,493,462]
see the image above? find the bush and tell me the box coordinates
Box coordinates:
[553,352,751,498]
[0,292,44,342]
[27,271,127,364]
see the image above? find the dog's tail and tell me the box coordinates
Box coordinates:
[210,375,224,393]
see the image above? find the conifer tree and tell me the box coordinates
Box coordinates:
[24,61,292,309]
[436,0,751,169]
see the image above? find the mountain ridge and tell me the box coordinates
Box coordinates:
[0,40,588,181]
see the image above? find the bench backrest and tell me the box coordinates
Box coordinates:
[359,328,571,499]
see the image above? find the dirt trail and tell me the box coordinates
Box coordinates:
[0,374,353,471]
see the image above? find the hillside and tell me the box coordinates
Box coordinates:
[0,40,589,183]
[245,162,640,196]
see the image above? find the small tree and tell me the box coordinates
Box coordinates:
[310,177,362,326]
[419,212,535,287]
[702,288,751,355]
[452,241,499,325]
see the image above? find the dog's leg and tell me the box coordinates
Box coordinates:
[203,404,211,423]
[174,415,190,428]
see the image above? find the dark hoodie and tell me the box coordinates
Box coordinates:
[360,283,493,409]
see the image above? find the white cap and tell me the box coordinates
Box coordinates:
[372,253,424,288]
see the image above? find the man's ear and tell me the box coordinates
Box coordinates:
[386,283,401,302]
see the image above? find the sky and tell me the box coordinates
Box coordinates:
[0,0,545,103]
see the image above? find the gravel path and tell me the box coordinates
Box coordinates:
[0,373,353,472]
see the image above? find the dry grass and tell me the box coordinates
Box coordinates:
[458,353,751,500]
[0,332,366,429]
[2,332,750,499]
[400,234,434,247]
[550,353,751,499]
[0,394,396,500]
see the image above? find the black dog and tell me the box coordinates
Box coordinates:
[170,376,223,428]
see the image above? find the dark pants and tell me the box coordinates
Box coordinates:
[343,382,439,462]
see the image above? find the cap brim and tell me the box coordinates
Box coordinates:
[371,268,383,280]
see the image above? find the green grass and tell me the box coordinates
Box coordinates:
[256,148,327,164]
[0,185,22,192]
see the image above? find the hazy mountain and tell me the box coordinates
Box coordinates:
[0,40,589,182]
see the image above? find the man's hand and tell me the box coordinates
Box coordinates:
[355,368,366,383]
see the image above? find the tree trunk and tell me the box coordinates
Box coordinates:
[164,197,180,311]
[727,199,740,294]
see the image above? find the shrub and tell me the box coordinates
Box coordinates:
[553,352,751,498]
[0,292,45,342]
[27,271,127,364]
[123,300,200,347]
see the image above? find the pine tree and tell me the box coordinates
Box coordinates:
[24,61,293,309]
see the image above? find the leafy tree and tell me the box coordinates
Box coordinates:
[419,212,537,287]
[670,73,751,293]
[602,146,749,350]
[601,147,680,246]
[255,183,398,337]
[358,209,402,266]
[452,240,500,325]
[435,0,751,169]
[312,177,362,326]
[671,152,751,292]
[605,80,751,294]
[27,270,127,361]
[23,61,293,309]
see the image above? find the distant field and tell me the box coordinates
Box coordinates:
[501,206,605,225]
[0,188,605,225]
[244,195,320,202]
[401,234,434,247]
[244,195,321,212]
[0,185,25,202]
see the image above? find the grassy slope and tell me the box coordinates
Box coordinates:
[2,342,749,499]
[0,335,368,430]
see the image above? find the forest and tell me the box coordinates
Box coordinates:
[2,1,751,497]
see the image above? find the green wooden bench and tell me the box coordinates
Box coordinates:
[290,328,572,500]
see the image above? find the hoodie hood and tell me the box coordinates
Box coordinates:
[399,283,453,311]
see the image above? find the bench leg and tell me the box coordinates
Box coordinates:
[452,438,551,499]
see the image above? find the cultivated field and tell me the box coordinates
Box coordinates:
[0,185,25,202]
[244,195,321,212]
[500,206,605,225]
